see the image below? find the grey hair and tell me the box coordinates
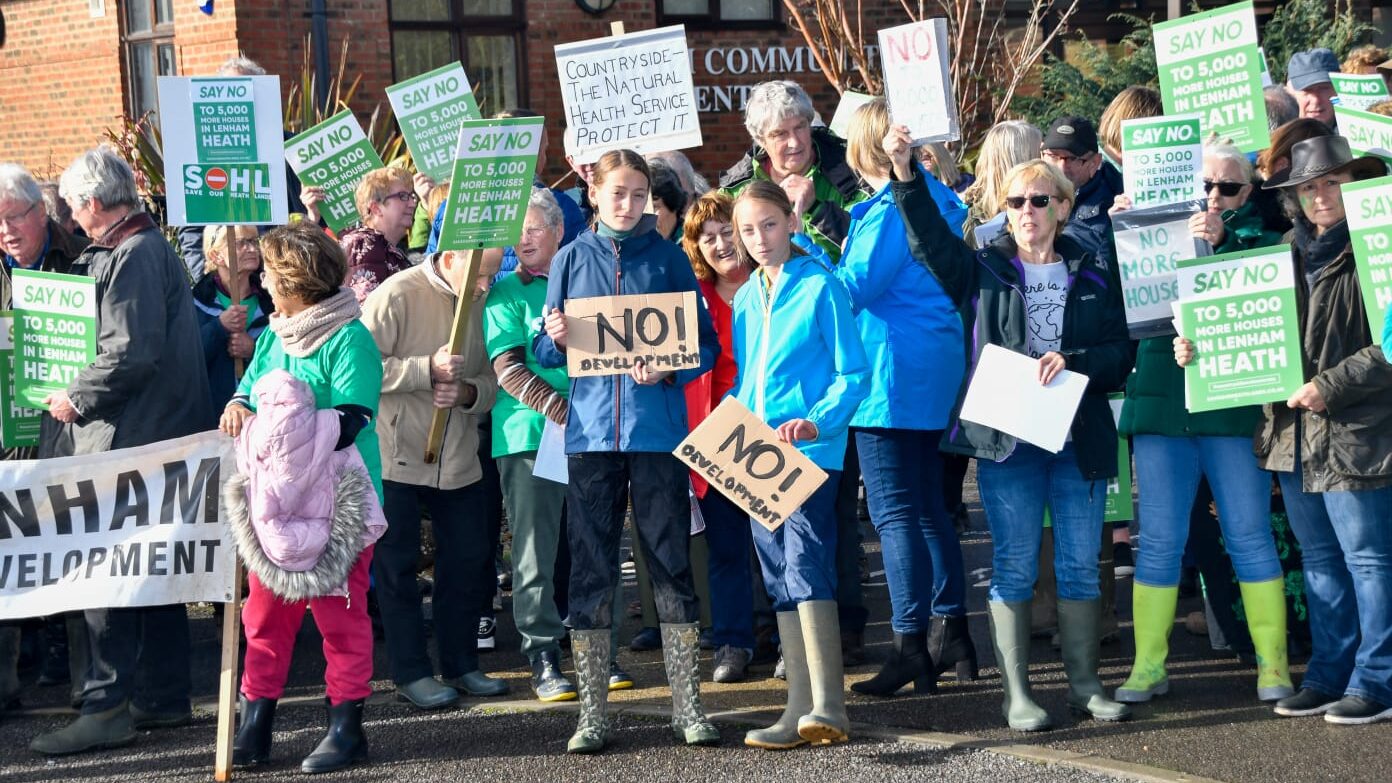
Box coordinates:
[40,182,71,226]
[0,163,43,207]
[217,55,266,76]
[744,81,816,142]
[1205,142,1255,183]
[59,147,141,211]
[526,187,564,231]
[645,150,707,197]
[1264,86,1299,131]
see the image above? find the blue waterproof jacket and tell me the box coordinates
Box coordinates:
[534,215,718,453]
[730,250,870,470]
[837,174,965,431]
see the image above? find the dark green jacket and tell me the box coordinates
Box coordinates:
[1119,201,1279,438]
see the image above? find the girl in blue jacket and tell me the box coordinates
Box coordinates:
[731,180,870,750]
[533,150,720,754]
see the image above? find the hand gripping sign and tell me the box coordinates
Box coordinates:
[284,111,385,233]
[877,18,961,144]
[563,291,702,377]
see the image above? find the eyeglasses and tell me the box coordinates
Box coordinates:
[1042,150,1092,165]
[1005,194,1056,210]
[0,202,37,229]
[234,238,260,253]
[1203,180,1246,197]
[381,190,419,204]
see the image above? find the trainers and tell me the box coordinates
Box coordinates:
[1325,695,1392,725]
[477,616,496,651]
[1113,542,1135,577]
[531,651,577,702]
[608,661,634,690]
[773,653,786,681]
[629,626,661,651]
[712,645,751,684]
[1274,687,1340,717]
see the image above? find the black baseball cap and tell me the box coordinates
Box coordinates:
[1041,116,1098,158]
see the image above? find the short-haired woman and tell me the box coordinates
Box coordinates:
[330,167,420,302]
[195,226,274,410]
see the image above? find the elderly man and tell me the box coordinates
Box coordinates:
[1040,115,1122,244]
[1287,49,1340,126]
[28,147,212,755]
[719,80,866,261]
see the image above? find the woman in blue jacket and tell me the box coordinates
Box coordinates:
[731,180,870,750]
[534,150,720,754]
[838,99,976,698]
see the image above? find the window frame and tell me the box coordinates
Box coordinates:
[387,0,530,114]
[656,0,784,32]
[119,0,177,122]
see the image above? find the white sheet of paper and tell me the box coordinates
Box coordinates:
[533,419,568,484]
[958,343,1090,453]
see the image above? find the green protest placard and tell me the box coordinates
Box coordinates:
[1105,394,1133,523]
[386,63,483,182]
[1121,114,1204,208]
[1154,1,1268,153]
[1339,175,1392,344]
[0,313,42,448]
[438,117,544,250]
[1333,73,1391,111]
[180,164,274,224]
[190,78,258,164]
[1336,105,1392,164]
[1177,246,1304,412]
[284,111,385,232]
[10,270,97,410]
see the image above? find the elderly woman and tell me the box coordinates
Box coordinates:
[1111,143,1291,706]
[319,166,417,303]
[195,226,274,410]
[1181,136,1392,725]
[220,223,385,772]
[888,124,1135,731]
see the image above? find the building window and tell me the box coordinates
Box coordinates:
[658,0,781,29]
[121,0,176,126]
[388,0,526,117]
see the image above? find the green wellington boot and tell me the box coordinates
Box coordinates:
[566,629,611,754]
[745,611,810,750]
[1057,598,1131,722]
[29,702,137,755]
[796,600,850,745]
[987,601,1052,732]
[660,622,720,746]
[1239,578,1295,702]
[1115,583,1179,703]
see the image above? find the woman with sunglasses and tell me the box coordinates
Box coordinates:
[1110,142,1293,707]
[886,124,1135,732]
[330,167,422,303]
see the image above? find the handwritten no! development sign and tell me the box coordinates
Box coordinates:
[877,18,960,144]
[564,291,701,377]
[674,397,828,532]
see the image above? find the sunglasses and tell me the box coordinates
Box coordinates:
[1203,180,1246,197]
[1005,194,1055,210]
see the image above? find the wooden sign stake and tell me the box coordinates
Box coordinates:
[424,248,483,464]
[225,229,245,380]
[212,561,244,781]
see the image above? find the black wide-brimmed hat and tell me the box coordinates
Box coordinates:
[1263,135,1388,189]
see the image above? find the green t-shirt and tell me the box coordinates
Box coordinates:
[236,319,384,501]
[482,272,568,457]
[721,158,865,263]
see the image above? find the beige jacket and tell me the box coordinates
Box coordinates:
[361,261,497,490]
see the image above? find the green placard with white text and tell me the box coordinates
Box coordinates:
[0,313,42,448]
[10,270,97,410]
[1121,114,1204,208]
[190,77,258,164]
[386,62,483,182]
[1105,394,1134,523]
[1153,1,1268,153]
[285,111,385,232]
[1336,105,1392,165]
[437,117,544,250]
[1340,175,1392,344]
[1177,246,1304,412]
[1332,73,1391,111]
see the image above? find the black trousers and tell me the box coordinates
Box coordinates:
[81,604,190,714]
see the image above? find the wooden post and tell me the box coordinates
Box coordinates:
[1168,0,1181,20]
[224,228,245,379]
[212,561,244,781]
[423,248,484,464]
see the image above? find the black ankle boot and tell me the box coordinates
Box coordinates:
[301,698,368,774]
[851,630,934,697]
[928,615,979,682]
[232,696,277,768]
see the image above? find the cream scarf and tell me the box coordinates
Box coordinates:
[269,287,361,357]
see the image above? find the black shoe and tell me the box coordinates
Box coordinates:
[851,630,935,697]
[927,615,979,682]
[232,697,277,768]
[531,650,577,702]
[1325,695,1392,725]
[37,619,70,687]
[1274,687,1341,717]
[608,661,635,690]
[1177,566,1200,600]
[629,626,661,652]
[301,698,368,774]
[1113,542,1135,577]
[952,503,970,536]
[842,630,866,667]
[751,624,779,666]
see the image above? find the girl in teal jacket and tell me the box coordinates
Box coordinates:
[731,180,869,751]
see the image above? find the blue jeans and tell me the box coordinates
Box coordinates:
[752,470,842,612]
[1133,435,1282,587]
[1278,460,1392,706]
[700,490,756,649]
[976,443,1104,603]
[856,428,966,633]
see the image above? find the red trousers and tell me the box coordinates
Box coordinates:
[240,546,374,705]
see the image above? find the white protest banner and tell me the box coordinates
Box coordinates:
[0,314,42,448]
[437,116,544,250]
[284,110,385,233]
[1336,105,1392,164]
[673,397,828,532]
[556,25,701,165]
[1111,201,1207,339]
[958,343,1089,453]
[1154,1,1268,152]
[159,76,288,226]
[1332,72,1392,111]
[386,62,483,182]
[0,432,235,620]
[1339,174,1392,343]
[1121,114,1204,208]
[564,291,702,377]
[829,91,875,139]
[877,18,960,144]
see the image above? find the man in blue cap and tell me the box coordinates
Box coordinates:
[1287,48,1340,126]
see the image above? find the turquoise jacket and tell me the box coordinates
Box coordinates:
[730,249,870,470]
[836,177,965,431]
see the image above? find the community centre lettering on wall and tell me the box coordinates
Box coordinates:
[564,291,701,377]
[1154,1,1268,153]
[9,269,96,412]
[1341,174,1392,343]
[386,62,483,182]
[0,432,236,621]
[0,314,42,449]
[284,110,385,232]
[437,116,544,250]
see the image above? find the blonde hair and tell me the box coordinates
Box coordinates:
[1001,160,1075,228]
[1343,44,1389,75]
[260,223,347,304]
[845,98,892,179]
[1098,86,1163,161]
[918,142,961,189]
[201,225,259,274]
[1368,99,1392,117]
[962,120,1042,223]
[354,166,413,222]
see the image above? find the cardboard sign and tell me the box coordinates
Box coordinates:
[1336,105,1392,164]
[437,116,544,250]
[829,91,875,139]
[564,291,701,377]
[673,397,828,532]
[1154,1,1268,152]
[877,18,960,144]
[159,75,288,226]
[1332,72,1392,111]
[386,62,483,182]
[1340,174,1392,344]
[284,110,385,232]
[1177,246,1304,412]
[958,343,1090,454]
[10,270,97,411]
[1111,202,1206,339]
[555,25,702,165]
[0,314,42,448]
[1121,115,1205,208]
[1105,394,1134,523]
